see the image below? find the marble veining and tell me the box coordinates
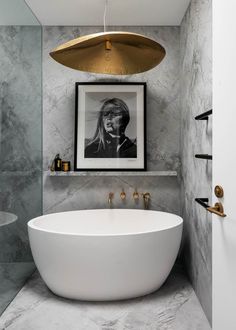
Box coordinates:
[43,26,180,173]
[43,174,181,216]
[43,26,181,217]
[0,26,42,172]
[180,0,212,323]
[0,15,213,327]
[0,266,210,330]
[0,171,41,262]
[0,262,35,315]
[0,26,42,263]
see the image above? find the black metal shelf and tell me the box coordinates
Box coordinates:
[195,198,209,209]
[195,154,212,160]
[195,109,212,120]
[195,110,212,210]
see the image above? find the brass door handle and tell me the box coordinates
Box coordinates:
[207,202,226,217]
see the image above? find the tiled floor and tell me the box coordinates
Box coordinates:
[0,263,35,315]
[0,266,211,330]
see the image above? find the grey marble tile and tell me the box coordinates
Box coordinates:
[41,26,183,306]
[0,266,211,330]
[43,172,181,216]
[0,25,42,265]
[0,10,213,330]
[0,26,42,172]
[42,25,182,235]
[42,26,180,172]
[0,262,35,316]
[180,0,212,323]
[0,172,42,262]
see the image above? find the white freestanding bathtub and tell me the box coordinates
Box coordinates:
[28,209,183,301]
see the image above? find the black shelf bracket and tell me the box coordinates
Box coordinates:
[195,109,212,120]
[195,154,212,160]
[195,198,210,209]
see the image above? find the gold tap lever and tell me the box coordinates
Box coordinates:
[207,202,226,217]
[142,192,151,210]
[133,190,139,201]
[108,192,114,207]
[120,189,126,201]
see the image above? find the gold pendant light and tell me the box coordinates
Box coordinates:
[50,2,166,75]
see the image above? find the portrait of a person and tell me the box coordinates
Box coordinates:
[84,98,137,158]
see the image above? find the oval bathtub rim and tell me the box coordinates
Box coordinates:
[27,209,183,238]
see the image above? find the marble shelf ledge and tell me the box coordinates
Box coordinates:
[48,171,177,177]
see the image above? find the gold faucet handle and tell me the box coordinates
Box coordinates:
[120,189,126,200]
[141,192,151,210]
[108,192,114,198]
[207,202,226,217]
[108,192,114,208]
[142,192,151,199]
[133,190,139,200]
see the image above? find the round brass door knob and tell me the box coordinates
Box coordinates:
[214,185,224,198]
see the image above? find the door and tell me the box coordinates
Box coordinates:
[213,1,236,329]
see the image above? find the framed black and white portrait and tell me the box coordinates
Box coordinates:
[74,82,146,171]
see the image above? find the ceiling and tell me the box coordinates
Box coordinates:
[23,0,191,26]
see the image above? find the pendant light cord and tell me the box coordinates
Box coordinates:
[103,0,108,32]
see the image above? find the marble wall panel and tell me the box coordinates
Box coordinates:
[43,173,181,216]
[0,9,213,325]
[0,26,42,172]
[180,0,212,323]
[43,26,181,218]
[0,26,42,262]
[0,171,41,262]
[0,24,42,317]
[43,26,180,172]
[0,262,35,315]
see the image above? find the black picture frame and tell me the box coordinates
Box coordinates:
[74,82,146,171]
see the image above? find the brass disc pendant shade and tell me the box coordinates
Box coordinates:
[50,31,166,75]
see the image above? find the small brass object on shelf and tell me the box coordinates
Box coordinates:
[54,154,62,171]
[62,161,70,172]
[214,185,224,198]
[120,189,126,201]
[50,154,61,171]
[49,160,55,172]
[207,202,226,217]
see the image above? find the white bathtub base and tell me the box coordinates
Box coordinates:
[28,209,183,301]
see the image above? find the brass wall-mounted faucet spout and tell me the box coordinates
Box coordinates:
[120,189,126,201]
[108,192,114,207]
[142,192,151,210]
